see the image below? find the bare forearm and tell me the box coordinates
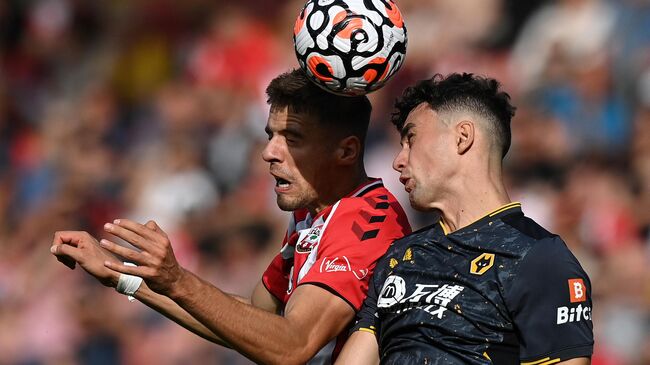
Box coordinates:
[134,282,232,346]
[134,282,251,347]
[98,219,349,364]
[335,331,379,365]
[168,269,312,365]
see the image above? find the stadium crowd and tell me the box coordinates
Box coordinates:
[0,0,649,364]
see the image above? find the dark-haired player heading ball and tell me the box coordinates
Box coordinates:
[337,73,593,365]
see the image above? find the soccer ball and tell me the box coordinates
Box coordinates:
[293,0,407,96]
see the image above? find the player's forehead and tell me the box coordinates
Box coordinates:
[266,106,319,133]
[401,103,439,135]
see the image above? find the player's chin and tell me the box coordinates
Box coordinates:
[408,192,430,212]
[276,195,304,212]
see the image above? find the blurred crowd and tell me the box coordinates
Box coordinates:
[0,0,649,364]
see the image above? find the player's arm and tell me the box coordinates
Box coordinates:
[505,236,594,364]
[336,331,379,365]
[133,279,282,346]
[101,218,355,364]
[133,281,230,345]
[50,229,281,348]
[336,247,385,365]
[169,273,355,364]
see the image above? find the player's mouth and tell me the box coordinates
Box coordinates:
[399,176,413,193]
[274,176,292,193]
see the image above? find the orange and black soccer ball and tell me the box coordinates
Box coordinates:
[294,0,407,96]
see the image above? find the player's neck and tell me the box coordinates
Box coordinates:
[437,169,510,233]
[309,168,369,216]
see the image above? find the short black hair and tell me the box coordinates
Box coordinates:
[392,73,516,158]
[266,69,372,146]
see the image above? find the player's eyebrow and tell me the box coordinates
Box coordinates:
[400,122,416,140]
[283,125,304,138]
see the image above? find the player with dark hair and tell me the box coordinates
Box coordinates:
[50,69,411,364]
[336,73,593,364]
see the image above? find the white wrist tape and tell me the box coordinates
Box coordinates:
[116,262,143,302]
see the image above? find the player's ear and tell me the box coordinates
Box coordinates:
[337,135,361,165]
[456,120,474,155]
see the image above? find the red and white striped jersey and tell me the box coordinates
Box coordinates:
[262,178,411,364]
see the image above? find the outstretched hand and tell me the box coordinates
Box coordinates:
[50,231,122,287]
[100,219,185,296]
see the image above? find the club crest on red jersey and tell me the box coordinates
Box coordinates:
[296,225,323,253]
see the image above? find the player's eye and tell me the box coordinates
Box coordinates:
[284,131,303,145]
[407,133,414,145]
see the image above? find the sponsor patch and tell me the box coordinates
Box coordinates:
[378,275,465,319]
[557,304,591,324]
[320,256,351,273]
[568,278,586,303]
[377,275,406,308]
[319,256,368,280]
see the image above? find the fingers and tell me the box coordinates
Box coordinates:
[104,222,152,251]
[104,260,147,277]
[51,243,83,263]
[117,219,163,241]
[145,220,165,235]
[99,239,145,265]
[104,219,164,251]
[52,231,91,247]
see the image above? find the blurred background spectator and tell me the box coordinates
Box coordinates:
[1,0,648,364]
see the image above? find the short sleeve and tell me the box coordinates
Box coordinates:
[297,198,409,311]
[262,252,290,303]
[350,256,386,337]
[505,237,594,363]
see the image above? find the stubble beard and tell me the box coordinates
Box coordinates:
[276,190,314,212]
[408,186,433,212]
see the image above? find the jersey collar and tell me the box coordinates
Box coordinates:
[309,178,384,222]
[439,202,522,235]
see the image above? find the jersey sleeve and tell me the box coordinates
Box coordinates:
[350,251,389,337]
[297,198,410,311]
[505,236,594,363]
[261,250,290,303]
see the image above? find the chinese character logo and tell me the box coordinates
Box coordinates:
[568,278,586,303]
[470,253,495,275]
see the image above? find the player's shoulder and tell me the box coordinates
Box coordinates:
[499,212,574,261]
[383,221,438,257]
[504,218,590,293]
[334,182,409,227]
[520,234,585,276]
[339,183,401,211]
[499,210,556,243]
[318,181,410,247]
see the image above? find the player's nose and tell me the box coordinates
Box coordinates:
[393,147,407,172]
[262,137,283,163]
